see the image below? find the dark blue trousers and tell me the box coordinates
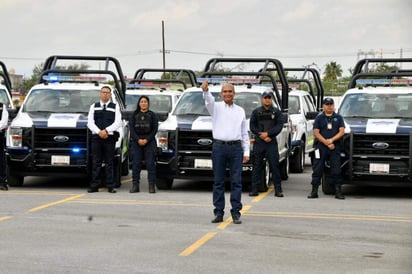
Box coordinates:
[211,142,243,218]
[251,140,281,190]
[91,137,116,189]
[131,140,157,184]
[311,144,342,186]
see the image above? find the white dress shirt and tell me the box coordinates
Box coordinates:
[87,100,122,135]
[0,105,9,131]
[203,91,250,157]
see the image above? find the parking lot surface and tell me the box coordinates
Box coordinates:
[1,166,411,273]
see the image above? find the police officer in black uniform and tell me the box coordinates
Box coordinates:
[308,97,345,199]
[87,86,122,193]
[129,95,158,193]
[250,90,284,197]
[0,103,9,191]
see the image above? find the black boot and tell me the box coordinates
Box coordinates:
[249,186,258,196]
[274,186,284,197]
[149,182,156,193]
[129,184,140,193]
[307,185,319,199]
[335,185,345,200]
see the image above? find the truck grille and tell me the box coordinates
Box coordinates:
[177,129,213,153]
[33,128,89,149]
[352,134,410,157]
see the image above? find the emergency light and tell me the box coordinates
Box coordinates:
[356,79,412,85]
[42,75,107,83]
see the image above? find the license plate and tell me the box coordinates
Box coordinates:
[194,159,212,168]
[51,155,70,166]
[369,163,389,174]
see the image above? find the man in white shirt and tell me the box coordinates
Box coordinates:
[87,86,122,193]
[201,81,250,224]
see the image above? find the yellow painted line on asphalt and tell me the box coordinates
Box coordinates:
[179,204,254,256]
[244,211,412,223]
[217,204,252,230]
[0,216,12,221]
[179,232,217,257]
[252,185,274,203]
[27,194,85,212]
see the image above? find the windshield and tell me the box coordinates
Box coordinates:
[126,94,174,113]
[338,93,412,119]
[23,89,102,113]
[0,89,11,107]
[173,91,266,118]
[289,95,300,114]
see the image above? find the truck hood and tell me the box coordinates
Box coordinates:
[345,117,412,134]
[11,112,88,128]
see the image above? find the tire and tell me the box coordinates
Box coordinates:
[7,172,24,187]
[280,155,289,181]
[121,154,129,176]
[156,178,173,190]
[321,173,335,195]
[290,141,305,173]
[114,158,122,188]
[258,159,271,192]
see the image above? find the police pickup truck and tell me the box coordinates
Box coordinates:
[6,55,130,187]
[155,58,290,191]
[0,61,17,118]
[125,68,197,122]
[322,58,412,194]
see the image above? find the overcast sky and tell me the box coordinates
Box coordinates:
[1,0,411,78]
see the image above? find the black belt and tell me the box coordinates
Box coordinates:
[214,139,241,145]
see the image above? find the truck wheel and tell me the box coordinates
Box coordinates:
[114,159,122,188]
[258,160,270,192]
[321,174,334,195]
[156,178,173,190]
[7,172,24,187]
[290,142,305,173]
[121,154,129,176]
[280,156,289,180]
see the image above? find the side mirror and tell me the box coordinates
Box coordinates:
[305,111,319,120]
[281,112,289,124]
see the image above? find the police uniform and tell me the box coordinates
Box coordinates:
[0,103,9,191]
[310,110,345,194]
[129,109,158,192]
[87,101,121,192]
[249,102,284,196]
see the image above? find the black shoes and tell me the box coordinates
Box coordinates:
[232,216,242,224]
[274,186,284,197]
[149,183,156,193]
[211,216,223,223]
[87,187,98,193]
[249,191,259,197]
[0,185,8,191]
[335,185,345,200]
[108,188,117,193]
[130,184,140,193]
[307,185,319,199]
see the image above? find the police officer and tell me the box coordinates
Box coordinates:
[308,97,345,199]
[129,96,158,193]
[250,90,284,197]
[87,86,122,193]
[0,103,9,191]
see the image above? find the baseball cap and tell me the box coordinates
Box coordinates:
[323,97,334,105]
[261,90,273,98]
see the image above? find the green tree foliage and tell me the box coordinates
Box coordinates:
[323,61,343,82]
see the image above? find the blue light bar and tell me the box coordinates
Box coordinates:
[197,77,261,84]
[126,83,171,89]
[71,147,81,153]
[43,75,107,83]
[356,79,412,85]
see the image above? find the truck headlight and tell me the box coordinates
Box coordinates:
[157,131,169,151]
[9,127,23,147]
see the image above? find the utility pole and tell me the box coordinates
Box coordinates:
[162,20,166,72]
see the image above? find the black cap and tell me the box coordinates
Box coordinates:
[323,97,334,105]
[261,90,273,98]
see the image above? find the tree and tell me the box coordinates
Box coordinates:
[323,61,343,82]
